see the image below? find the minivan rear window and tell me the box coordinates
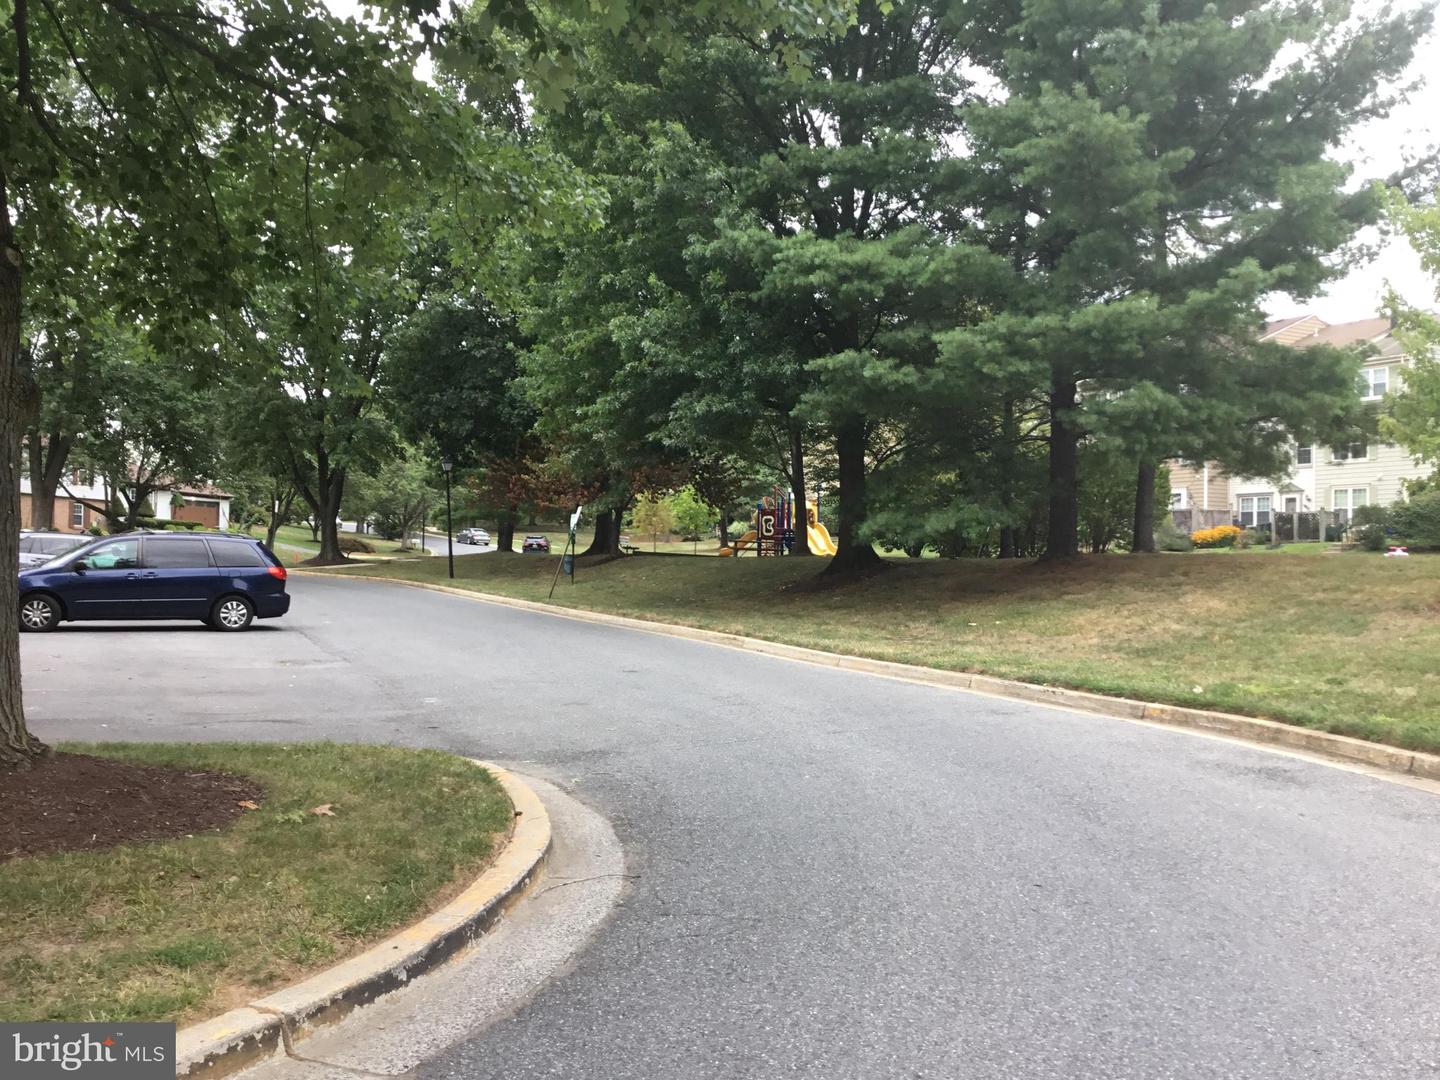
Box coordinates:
[207,540,266,567]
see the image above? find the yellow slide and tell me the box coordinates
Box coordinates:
[806,523,838,556]
[719,529,758,556]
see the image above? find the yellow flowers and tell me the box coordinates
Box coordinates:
[1191,524,1243,548]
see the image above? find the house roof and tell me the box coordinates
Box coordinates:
[1263,314,1403,356]
[166,482,233,500]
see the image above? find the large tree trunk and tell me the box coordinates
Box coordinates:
[315,467,347,563]
[1132,459,1158,553]
[788,423,811,556]
[496,513,516,553]
[823,417,881,576]
[24,429,71,530]
[2,183,47,768]
[1042,372,1081,561]
[580,508,620,557]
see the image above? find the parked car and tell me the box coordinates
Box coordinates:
[18,531,91,569]
[17,531,290,633]
[457,527,491,546]
[522,534,551,554]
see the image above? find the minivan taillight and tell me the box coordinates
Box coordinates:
[267,565,287,581]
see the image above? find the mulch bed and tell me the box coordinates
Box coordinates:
[0,753,262,862]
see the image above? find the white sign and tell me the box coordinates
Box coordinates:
[570,505,584,531]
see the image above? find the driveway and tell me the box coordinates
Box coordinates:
[19,576,1440,1079]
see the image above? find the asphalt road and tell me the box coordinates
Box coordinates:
[20,576,1440,1079]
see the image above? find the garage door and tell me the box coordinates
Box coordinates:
[175,499,220,528]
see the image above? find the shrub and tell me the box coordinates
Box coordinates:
[1354,523,1388,551]
[1156,519,1193,552]
[1191,524,1243,548]
[339,537,375,554]
[1234,528,1265,549]
[1391,490,1440,549]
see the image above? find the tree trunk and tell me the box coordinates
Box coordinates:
[24,429,70,530]
[496,513,516,553]
[1042,372,1081,561]
[823,417,881,576]
[789,423,811,556]
[717,513,730,549]
[265,487,294,550]
[315,467,347,563]
[1,180,47,767]
[997,397,1019,559]
[1132,459,1158,553]
[580,508,619,557]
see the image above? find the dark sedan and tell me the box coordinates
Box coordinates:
[521,534,551,554]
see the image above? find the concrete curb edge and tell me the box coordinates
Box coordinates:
[297,569,1440,786]
[174,760,552,1079]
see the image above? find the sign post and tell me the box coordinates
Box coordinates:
[549,505,583,599]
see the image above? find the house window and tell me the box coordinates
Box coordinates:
[1296,445,1312,467]
[1238,495,1272,527]
[1332,443,1367,462]
[69,501,84,529]
[1332,487,1369,523]
[1360,366,1390,400]
[1169,489,1188,510]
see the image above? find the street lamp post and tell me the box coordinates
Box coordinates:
[440,459,455,579]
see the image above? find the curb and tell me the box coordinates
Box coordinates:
[297,570,1440,786]
[174,760,551,1079]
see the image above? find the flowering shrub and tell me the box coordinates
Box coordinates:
[1191,524,1243,548]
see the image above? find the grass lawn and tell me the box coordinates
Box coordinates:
[316,549,1440,754]
[258,525,431,565]
[0,743,511,1024]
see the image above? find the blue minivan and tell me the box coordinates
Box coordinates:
[17,531,290,632]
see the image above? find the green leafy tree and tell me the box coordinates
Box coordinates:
[629,493,675,551]
[949,0,1430,559]
[343,449,441,549]
[669,487,716,542]
[1383,189,1440,473]
[64,324,219,533]
[0,0,851,767]
[386,296,538,552]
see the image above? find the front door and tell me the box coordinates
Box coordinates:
[63,538,146,619]
[1284,496,1299,513]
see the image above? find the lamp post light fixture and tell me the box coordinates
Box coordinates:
[440,458,455,579]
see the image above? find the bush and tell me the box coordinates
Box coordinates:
[339,537,375,554]
[1155,519,1193,552]
[1234,528,1265,549]
[1354,523,1388,551]
[1351,504,1392,529]
[1191,524,1243,548]
[1391,490,1440,549]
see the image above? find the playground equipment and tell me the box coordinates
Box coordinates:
[718,490,837,557]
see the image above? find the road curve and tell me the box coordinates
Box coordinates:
[20,575,1440,1080]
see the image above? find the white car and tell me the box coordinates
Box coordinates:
[457,528,490,546]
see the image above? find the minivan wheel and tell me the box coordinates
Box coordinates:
[19,595,60,633]
[210,596,255,632]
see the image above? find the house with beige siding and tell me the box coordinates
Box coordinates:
[1170,314,1430,532]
